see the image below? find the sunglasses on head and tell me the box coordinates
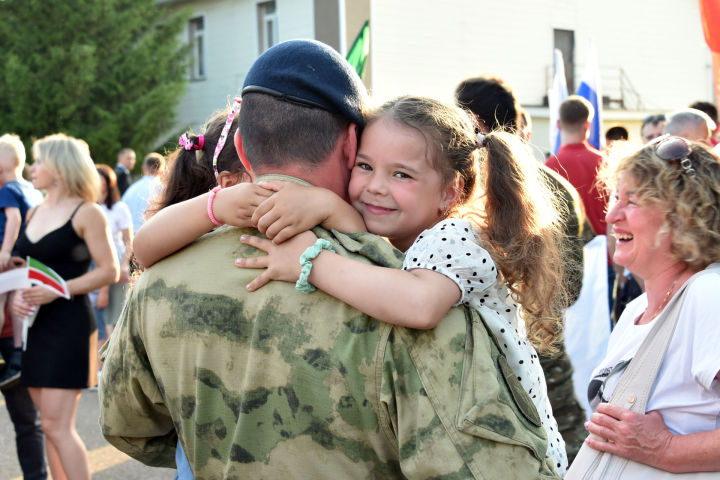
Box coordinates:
[651,135,696,177]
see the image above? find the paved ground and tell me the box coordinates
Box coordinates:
[0,388,176,480]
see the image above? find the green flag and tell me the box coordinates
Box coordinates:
[346,20,369,77]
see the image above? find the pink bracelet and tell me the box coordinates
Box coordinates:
[207,186,223,226]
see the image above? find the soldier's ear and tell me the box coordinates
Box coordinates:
[343,123,358,171]
[234,130,254,176]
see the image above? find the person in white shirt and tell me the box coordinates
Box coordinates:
[585,135,720,473]
[122,152,164,235]
[93,165,132,340]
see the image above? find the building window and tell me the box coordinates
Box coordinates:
[553,29,574,91]
[189,16,205,80]
[257,1,278,54]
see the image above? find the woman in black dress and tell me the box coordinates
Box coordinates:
[11,133,118,480]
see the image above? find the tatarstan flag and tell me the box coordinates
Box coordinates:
[346,20,369,78]
[28,257,70,299]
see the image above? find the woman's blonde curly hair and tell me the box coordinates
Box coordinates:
[601,139,720,269]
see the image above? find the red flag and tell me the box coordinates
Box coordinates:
[699,0,720,114]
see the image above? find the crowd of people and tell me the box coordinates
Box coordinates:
[1,38,719,479]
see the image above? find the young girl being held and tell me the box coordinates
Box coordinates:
[235,96,570,473]
[133,102,271,269]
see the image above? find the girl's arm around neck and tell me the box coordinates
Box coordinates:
[310,252,461,329]
[238,232,461,329]
[133,193,215,268]
[133,183,271,268]
[252,182,366,244]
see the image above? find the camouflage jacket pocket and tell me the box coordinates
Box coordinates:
[397,306,559,479]
[497,355,542,428]
[455,308,552,472]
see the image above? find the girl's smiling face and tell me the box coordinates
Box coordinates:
[348,116,453,251]
[606,173,672,278]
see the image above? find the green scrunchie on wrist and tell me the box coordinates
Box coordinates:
[295,239,336,293]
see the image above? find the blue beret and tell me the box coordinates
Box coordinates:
[242,39,367,127]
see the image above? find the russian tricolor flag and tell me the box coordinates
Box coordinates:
[576,39,604,150]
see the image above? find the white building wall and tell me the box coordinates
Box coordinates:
[369,0,711,109]
[279,0,315,39]
[176,0,252,133]
[368,0,712,154]
[174,0,316,134]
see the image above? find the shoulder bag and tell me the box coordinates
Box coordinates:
[565,267,720,479]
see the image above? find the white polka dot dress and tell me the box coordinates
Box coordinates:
[402,218,568,474]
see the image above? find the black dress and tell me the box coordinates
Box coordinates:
[15,203,97,389]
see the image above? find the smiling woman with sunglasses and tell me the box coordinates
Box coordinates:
[576,136,720,475]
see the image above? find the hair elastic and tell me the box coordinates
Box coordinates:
[295,239,336,293]
[207,185,223,226]
[476,132,486,149]
[212,97,242,179]
[179,133,204,151]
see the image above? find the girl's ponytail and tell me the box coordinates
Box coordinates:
[480,131,567,353]
[150,137,216,215]
[148,106,245,215]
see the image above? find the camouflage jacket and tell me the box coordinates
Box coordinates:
[100,222,560,479]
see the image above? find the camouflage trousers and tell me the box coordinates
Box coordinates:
[539,349,588,464]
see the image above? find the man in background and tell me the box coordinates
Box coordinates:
[689,101,719,146]
[0,133,46,480]
[665,108,716,147]
[122,152,164,235]
[640,114,666,144]
[546,95,607,237]
[114,148,136,195]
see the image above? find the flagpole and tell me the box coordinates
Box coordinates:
[338,0,347,55]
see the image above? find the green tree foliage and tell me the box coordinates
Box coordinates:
[0,0,191,166]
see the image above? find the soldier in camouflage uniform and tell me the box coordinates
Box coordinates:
[100,40,560,479]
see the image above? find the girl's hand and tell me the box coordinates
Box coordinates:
[235,231,318,291]
[214,183,274,227]
[22,286,61,307]
[252,182,332,244]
